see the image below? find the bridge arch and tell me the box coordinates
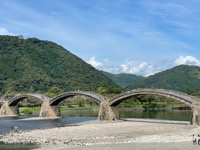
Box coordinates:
[8,94,50,106]
[109,89,200,107]
[50,91,106,106]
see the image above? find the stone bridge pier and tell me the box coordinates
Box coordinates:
[98,101,119,121]
[39,101,60,118]
[0,102,19,116]
[191,102,200,125]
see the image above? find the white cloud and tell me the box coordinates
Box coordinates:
[120,61,156,77]
[87,57,158,77]
[175,55,200,66]
[87,57,102,68]
[0,27,13,35]
[87,55,200,77]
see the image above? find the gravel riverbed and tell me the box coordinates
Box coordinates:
[1,120,200,149]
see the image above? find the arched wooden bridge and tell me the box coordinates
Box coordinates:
[0,89,200,125]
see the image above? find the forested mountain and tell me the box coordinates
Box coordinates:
[127,65,200,93]
[2,35,199,96]
[0,35,121,95]
[101,71,144,88]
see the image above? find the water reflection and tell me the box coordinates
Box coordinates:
[60,109,192,121]
[119,109,192,121]
[61,110,98,117]
[0,144,39,150]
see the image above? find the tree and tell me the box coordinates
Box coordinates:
[75,97,85,107]
[45,87,63,98]
[107,87,122,94]
[28,86,35,93]
[96,87,107,95]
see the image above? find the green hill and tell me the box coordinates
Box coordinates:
[0,35,121,95]
[101,71,144,88]
[127,65,200,93]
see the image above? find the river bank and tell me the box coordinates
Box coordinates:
[0,120,200,149]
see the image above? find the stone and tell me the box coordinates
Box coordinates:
[191,102,200,125]
[98,101,119,121]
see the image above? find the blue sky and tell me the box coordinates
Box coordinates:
[1,0,200,76]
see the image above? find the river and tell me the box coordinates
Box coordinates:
[0,109,192,133]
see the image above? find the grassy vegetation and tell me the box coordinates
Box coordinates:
[19,107,41,115]
[19,105,98,115]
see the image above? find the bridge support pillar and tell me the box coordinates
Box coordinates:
[40,101,60,118]
[191,102,200,125]
[0,102,18,116]
[98,101,119,121]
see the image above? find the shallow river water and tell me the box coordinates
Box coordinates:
[0,109,192,133]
